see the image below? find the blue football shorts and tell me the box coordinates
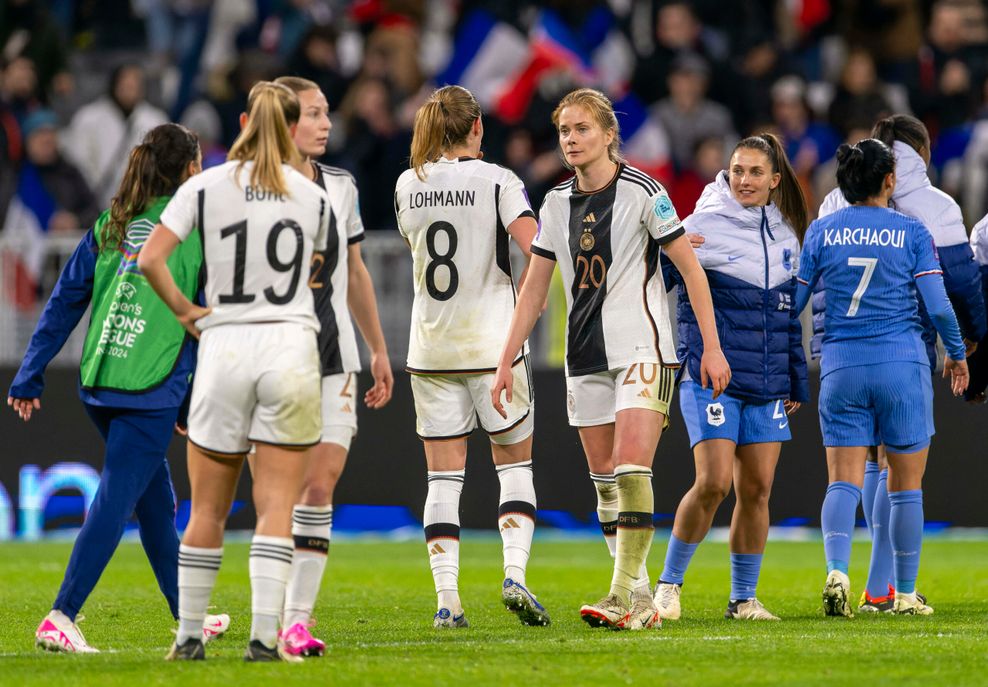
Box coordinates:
[818,361,933,452]
[678,380,792,448]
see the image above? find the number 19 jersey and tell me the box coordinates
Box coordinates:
[395,157,534,373]
[161,160,330,332]
[797,205,939,376]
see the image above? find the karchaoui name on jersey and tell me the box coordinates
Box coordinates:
[823,226,906,248]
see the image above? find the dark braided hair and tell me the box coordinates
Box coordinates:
[104,123,200,251]
[836,138,895,204]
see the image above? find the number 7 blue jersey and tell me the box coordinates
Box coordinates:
[797,206,939,376]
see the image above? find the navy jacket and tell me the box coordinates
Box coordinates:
[665,173,809,404]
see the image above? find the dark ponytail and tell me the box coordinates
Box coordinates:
[733,133,808,242]
[836,138,895,204]
[871,114,929,156]
[105,123,200,251]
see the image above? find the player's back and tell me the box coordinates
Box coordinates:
[802,205,932,373]
[171,160,329,331]
[395,157,532,373]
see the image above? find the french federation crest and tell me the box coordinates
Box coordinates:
[783,248,792,271]
[706,402,725,427]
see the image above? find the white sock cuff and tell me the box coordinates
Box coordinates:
[293,504,333,524]
[496,460,533,474]
[589,471,616,484]
[179,545,223,570]
[615,464,652,479]
[250,535,294,565]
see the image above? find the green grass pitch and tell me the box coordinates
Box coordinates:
[1,537,986,686]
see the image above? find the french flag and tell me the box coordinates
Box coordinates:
[436,11,531,120]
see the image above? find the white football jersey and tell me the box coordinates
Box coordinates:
[532,164,683,377]
[310,162,364,375]
[161,160,329,331]
[395,157,534,373]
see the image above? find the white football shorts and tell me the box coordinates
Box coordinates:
[320,372,358,450]
[411,356,533,445]
[188,322,322,454]
[566,362,676,427]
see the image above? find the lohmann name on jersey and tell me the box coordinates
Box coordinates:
[823,226,905,248]
[407,189,476,209]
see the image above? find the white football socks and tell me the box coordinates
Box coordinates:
[284,504,333,627]
[176,545,222,644]
[249,535,294,648]
[496,460,537,586]
[424,470,464,612]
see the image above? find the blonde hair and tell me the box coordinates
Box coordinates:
[274,75,321,95]
[227,81,302,196]
[410,85,481,180]
[552,88,624,166]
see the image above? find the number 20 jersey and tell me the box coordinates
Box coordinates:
[395,157,534,373]
[797,205,940,376]
[532,164,683,377]
[161,160,330,332]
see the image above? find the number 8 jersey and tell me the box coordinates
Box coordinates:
[161,160,329,331]
[395,157,534,373]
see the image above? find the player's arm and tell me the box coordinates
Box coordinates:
[139,225,211,338]
[347,243,393,409]
[506,215,538,290]
[916,273,969,396]
[7,229,98,421]
[492,254,555,418]
[662,233,731,397]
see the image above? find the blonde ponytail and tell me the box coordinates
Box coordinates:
[228,81,302,196]
[409,85,481,180]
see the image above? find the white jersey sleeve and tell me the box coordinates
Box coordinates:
[642,185,683,243]
[497,169,534,228]
[160,174,201,241]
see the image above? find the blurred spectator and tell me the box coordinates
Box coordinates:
[7,109,98,231]
[839,0,924,75]
[286,25,351,110]
[723,37,795,136]
[653,53,736,172]
[630,2,725,106]
[503,127,565,212]
[770,75,840,206]
[338,77,411,230]
[668,135,726,218]
[961,75,988,222]
[812,124,872,215]
[62,64,168,207]
[180,99,227,169]
[0,0,71,99]
[3,109,98,305]
[209,49,283,148]
[826,48,893,138]
[1,56,41,124]
[258,0,335,59]
[909,0,985,136]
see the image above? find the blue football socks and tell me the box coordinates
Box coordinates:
[888,489,924,596]
[862,460,880,536]
[730,553,763,601]
[660,534,699,585]
[865,469,893,598]
[821,481,861,575]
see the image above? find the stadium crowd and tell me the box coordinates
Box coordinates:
[1,0,988,252]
